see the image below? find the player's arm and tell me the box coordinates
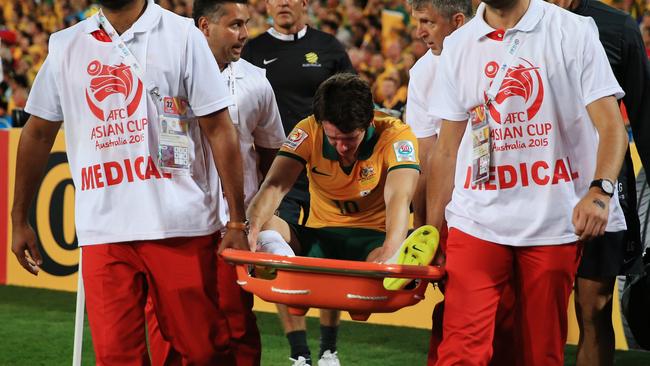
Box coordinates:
[413,135,437,227]
[426,120,466,230]
[199,108,248,252]
[11,116,62,275]
[572,96,628,241]
[368,167,419,263]
[246,155,304,249]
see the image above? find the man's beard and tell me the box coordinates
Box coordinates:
[97,0,135,10]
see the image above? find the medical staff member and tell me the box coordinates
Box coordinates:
[146,0,285,364]
[11,0,248,364]
[426,0,629,364]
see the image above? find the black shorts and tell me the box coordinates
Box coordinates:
[577,152,644,279]
[287,223,385,261]
[577,231,635,278]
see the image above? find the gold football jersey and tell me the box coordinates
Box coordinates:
[278,112,420,231]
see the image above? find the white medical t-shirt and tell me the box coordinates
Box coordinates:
[406,50,442,138]
[25,0,233,245]
[218,58,284,222]
[429,0,626,246]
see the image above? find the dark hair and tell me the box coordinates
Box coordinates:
[409,0,472,18]
[192,0,248,26]
[313,73,374,133]
[13,74,29,89]
[368,16,382,30]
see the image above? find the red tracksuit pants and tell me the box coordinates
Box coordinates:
[428,227,517,365]
[145,250,261,366]
[434,229,582,366]
[82,235,236,366]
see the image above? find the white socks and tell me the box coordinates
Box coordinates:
[256,230,296,257]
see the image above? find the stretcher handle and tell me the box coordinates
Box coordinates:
[221,249,445,280]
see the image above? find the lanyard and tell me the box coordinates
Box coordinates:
[227,63,236,97]
[226,63,240,125]
[486,34,526,104]
[97,9,161,101]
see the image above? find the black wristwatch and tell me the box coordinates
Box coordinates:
[589,179,615,197]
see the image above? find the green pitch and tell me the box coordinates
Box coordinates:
[0,285,648,365]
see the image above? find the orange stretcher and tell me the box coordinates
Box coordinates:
[221,249,445,321]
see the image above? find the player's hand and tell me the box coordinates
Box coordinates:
[572,188,610,242]
[219,229,249,253]
[247,221,261,252]
[366,243,399,264]
[432,248,446,267]
[366,246,388,263]
[12,223,42,275]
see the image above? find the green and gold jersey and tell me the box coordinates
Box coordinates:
[278,112,420,231]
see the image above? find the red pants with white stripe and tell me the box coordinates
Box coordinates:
[434,229,582,366]
[146,251,261,366]
[82,235,235,366]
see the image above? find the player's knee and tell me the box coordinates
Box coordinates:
[576,292,613,323]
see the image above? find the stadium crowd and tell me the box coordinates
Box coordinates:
[1,0,648,128]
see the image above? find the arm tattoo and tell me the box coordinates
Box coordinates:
[593,199,606,209]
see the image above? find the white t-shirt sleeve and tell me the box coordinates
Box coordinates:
[253,78,285,149]
[406,74,439,138]
[429,45,468,122]
[184,25,233,116]
[579,18,625,105]
[25,42,63,122]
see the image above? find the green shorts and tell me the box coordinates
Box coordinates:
[287,224,386,261]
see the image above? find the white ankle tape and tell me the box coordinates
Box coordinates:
[257,230,296,257]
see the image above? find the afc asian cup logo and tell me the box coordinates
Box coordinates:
[483,58,544,124]
[288,129,305,142]
[399,144,413,155]
[393,140,416,162]
[282,127,309,150]
[84,60,144,121]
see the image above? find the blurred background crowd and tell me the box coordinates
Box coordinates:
[0,0,649,127]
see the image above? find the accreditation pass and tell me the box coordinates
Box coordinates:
[470,105,491,185]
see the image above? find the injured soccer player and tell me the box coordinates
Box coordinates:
[246,73,437,366]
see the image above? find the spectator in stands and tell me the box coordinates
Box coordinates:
[0,98,9,128]
[377,75,405,119]
[7,74,28,127]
